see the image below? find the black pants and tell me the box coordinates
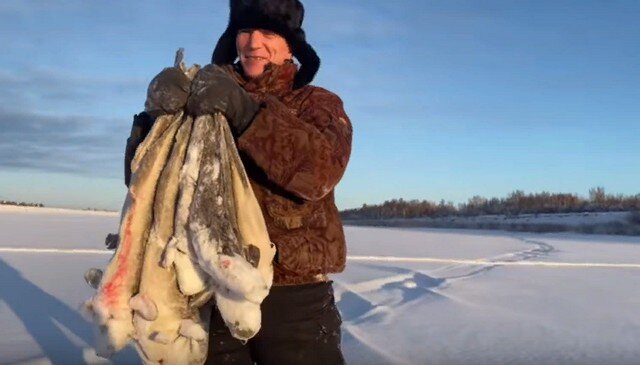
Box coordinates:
[205,281,345,365]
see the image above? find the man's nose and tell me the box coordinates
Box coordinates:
[247,30,264,48]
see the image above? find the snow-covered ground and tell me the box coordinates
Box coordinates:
[1,206,639,365]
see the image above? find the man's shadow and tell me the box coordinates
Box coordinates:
[0,257,138,365]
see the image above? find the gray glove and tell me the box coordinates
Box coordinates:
[145,67,191,117]
[187,64,261,136]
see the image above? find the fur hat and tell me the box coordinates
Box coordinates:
[212,0,320,89]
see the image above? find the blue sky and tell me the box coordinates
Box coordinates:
[0,0,638,211]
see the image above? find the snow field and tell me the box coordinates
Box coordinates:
[1,208,639,364]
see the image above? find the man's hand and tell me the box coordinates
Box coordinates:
[187,64,261,136]
[105,233,119,250]
[145,67,191,117]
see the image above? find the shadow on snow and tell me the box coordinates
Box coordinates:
[0,257,138,365]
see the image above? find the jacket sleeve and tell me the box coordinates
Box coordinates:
[124,112,155,187]
[237,88,352,201]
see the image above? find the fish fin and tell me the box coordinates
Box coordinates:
[130,293,158,321]
[179,319,207,341]
[161,237,178,268]
[84,267,103,289]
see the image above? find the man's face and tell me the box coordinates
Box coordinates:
[236,28,292,79]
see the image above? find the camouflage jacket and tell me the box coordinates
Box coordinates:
[125,62,352,286]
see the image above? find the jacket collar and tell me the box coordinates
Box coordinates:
[223,61,298,98]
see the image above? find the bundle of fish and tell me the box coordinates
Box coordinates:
[83,50,276,365]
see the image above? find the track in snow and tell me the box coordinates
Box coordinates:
[333,235,640,364]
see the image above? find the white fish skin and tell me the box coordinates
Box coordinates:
[87,113,182,357]
[214,290,262,341]
[168,115,211,296]
[189,223,268,303]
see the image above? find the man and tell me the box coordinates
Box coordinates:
[125,1,352,364]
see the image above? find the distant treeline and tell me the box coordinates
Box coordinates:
[82,207,117,212]
[340,187,640,220]
[0,200,45,208]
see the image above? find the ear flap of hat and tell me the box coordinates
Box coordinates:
[292,35,320,89]
[212,27,238,65]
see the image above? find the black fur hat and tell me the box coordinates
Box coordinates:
[212,0,320,89]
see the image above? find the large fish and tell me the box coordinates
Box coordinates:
[86,112,182,357]
[210,115,276,341]
[131,116,212,365]
[164,115,212,297]
[188,114,276,340]
[189,115,267,301]
[222,113,275,289]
